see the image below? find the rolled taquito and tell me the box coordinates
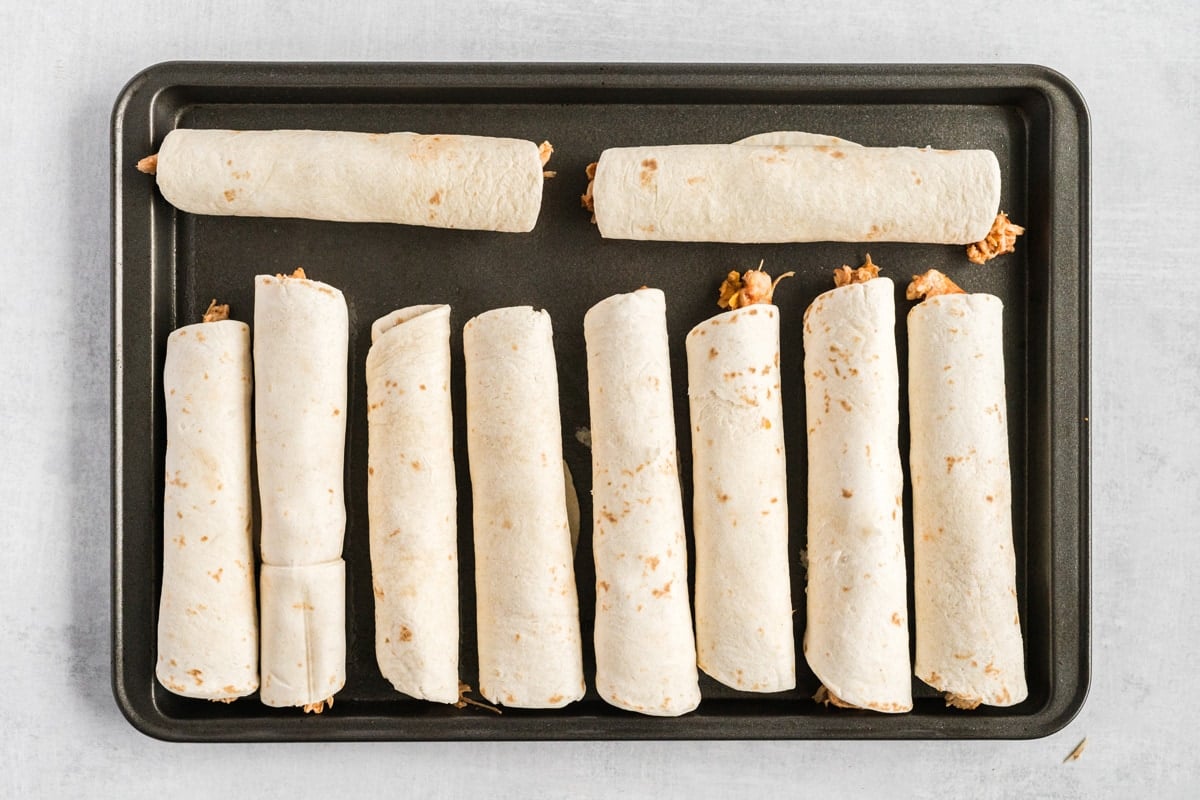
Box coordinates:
[365,305,460,704]
[463,306,585,709]
[585,288,701,716]
[157,301,258,701]
[259,561,347,712]
[254,268,349,711]
[138,129,552,232]
[803,257,912,713]
[584,134,999,244]
[686,268,796,693]
[907,269,1027,709]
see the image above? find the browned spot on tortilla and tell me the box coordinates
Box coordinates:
[172,535,186,548]
[209,568,223,582]
[639,158,658,187]
[399,626,413,642]
[709,347,719,360]
[651,581,673,598]
[223,189,236,202]
[842,488,853,498]
[419,384,427,391]
[638,224,657,233]
[831,150,845,159]
[597,580,610,593]
[513,633,521,641]
[644,555,660,571]
[717,492,729,503]
[332,407,340,416]
[840,399,852,412]
[686,176,706,185]
[292,602,314,611]
[368,466,375,476]
[987,495,995,502]
[601,509,617,524]
[547,694,564,704]
[411,460,422,470]
[373,585,385,599]
[761,417,772,429]
[429,190,442,205]
[984,661,1000,675]
[891,612,902,626]
[187,669,204,685]
[500,519,512,530]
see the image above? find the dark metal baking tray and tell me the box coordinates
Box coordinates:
[112,61,1089,741]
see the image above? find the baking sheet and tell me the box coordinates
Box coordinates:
[112,62,1089,741]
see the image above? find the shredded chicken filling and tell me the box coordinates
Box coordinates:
[832,254,881,288]
[717,262,795,309]
[906,269,965,301]
[966,212,1025,264]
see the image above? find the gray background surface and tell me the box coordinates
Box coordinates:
[1,1,1196,796]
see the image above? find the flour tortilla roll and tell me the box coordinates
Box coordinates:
[585,289,700,716]
[365,304,459,704]
[255,269,349,566]
[803,261,912,713]
[259,560,346,711]
[586,140,999,244]
[907,270,1027,709]
[157,303,257,701]
[463,307,585,709]
[138,129,551,231]
[686,271,795,693]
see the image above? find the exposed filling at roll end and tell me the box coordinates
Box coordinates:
[302,697,333,714]
[202,299,230,323]
[274,267,308,281]
[454,682,502,714]
[136,154,158,175]
[832,253,881,288]
[717,261,795,309]
[906,269,965,301]
[966,212,1025,264]
[581,162,598,215]
[539,141,556,178]
[813,685,858,709]
[944,692,983,710]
